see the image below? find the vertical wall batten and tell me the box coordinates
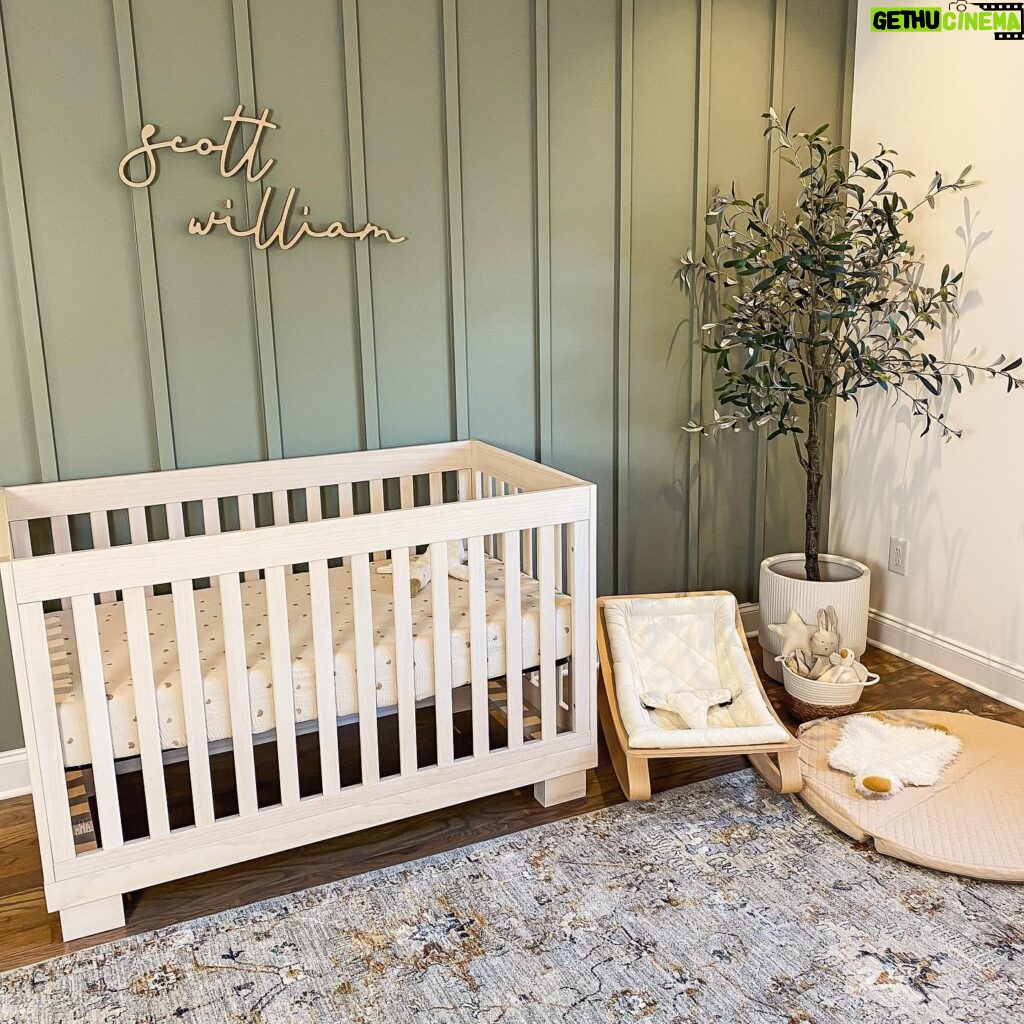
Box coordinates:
[111,0,176,472]
[230,0,282,461]
[614,0,634,594]
[441,0,470,441]
[817,0,857,560]
[534,0,552,465]
[341,0,380,450]
[750,0,788,595]
[0,8,57,481]
[687,0,713,591]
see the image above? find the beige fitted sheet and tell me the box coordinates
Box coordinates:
[48,557,572,765]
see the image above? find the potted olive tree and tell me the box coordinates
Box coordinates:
[677,109,1023,679]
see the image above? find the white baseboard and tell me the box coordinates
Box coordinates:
[742,601,1024,712]
[867,608,1024,712]
[0,747,30,801]
[739,602,760,638]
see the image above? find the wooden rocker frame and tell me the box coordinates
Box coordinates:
[597,592,801,800]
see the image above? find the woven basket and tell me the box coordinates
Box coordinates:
[786,694,861,723]
[778,658,879,724]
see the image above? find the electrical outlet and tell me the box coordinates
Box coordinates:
[888,536,910,576]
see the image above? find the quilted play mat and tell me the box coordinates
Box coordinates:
[797,709,1024,881]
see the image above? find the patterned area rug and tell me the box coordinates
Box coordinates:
[2,771,1022,1023]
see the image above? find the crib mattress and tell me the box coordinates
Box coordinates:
[602,594,790,748]
[48,557,572,766]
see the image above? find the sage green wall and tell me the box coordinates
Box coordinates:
[0,0,852,753]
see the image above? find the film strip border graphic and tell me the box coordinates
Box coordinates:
[974,2,1024,39]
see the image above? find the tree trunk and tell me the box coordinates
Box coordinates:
[804,403,823,582]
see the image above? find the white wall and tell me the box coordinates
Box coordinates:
[830,3,1024,705]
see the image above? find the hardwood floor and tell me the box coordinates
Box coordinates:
[1,640,1021,972]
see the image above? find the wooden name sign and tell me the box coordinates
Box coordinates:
[118,106,405,251]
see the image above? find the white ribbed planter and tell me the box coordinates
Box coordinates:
[758,553,871,682]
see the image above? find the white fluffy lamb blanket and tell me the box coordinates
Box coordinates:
[828,715,962,798]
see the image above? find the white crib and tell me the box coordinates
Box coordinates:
[0,440,597,940]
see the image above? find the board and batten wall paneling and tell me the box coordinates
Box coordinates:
[3,0,157,481]
[360,0,455,448]
[132,0,266,469]
[458,0,539,460]
[623,0,700,596]
[696,0,774,599]
[549,0,618,594]
[248,0,364,457]
[0,0,853,753]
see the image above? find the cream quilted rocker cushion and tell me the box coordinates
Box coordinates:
[603,594,790,749]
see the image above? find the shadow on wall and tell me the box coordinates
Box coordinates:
[832,198,1021,643]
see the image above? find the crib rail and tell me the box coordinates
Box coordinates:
[0,443,597,918]
[8,487,589,604]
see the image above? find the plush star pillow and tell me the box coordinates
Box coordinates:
[770,609,818,658]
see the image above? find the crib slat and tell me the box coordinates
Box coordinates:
[166,502,185,540]
[170,579,215,827]
[538,525,557,741]
[467,536,489,758]
[428,472,443,505]
[489,475,501,557]
[127,505,148,545]
[201,498,222,535]
[369,479,386,561]
[502,531,523,747]
[570,519,591,737]
[390,546,417,776]
[309,558,340,796]
[339,483,354,566]
[350,552,380,785]
[305,486,322,522]
[272,490,290,525]
[87,512,118,605]
[70,594,123,849]
[554,522,564,592]
[472,473,490,556]
[457,468,471,503]
[17,603,76,864]
[217,572,258,817]
[122,587,170,838]
[429,542,454,766]
[399,475,415,510]
[10,519,32,557]
[237,495,259,581]
[127,506,154,597]
[498,482,510,559]
[51,516,72,610]
[265,565,301,807]
[201,498,221,589]
[518,491,534,575]
[51,514,72,553]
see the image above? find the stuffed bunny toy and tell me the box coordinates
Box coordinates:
[809,606,841,658]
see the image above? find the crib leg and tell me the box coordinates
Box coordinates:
[533,769,588,807]
[59,894,126,941]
